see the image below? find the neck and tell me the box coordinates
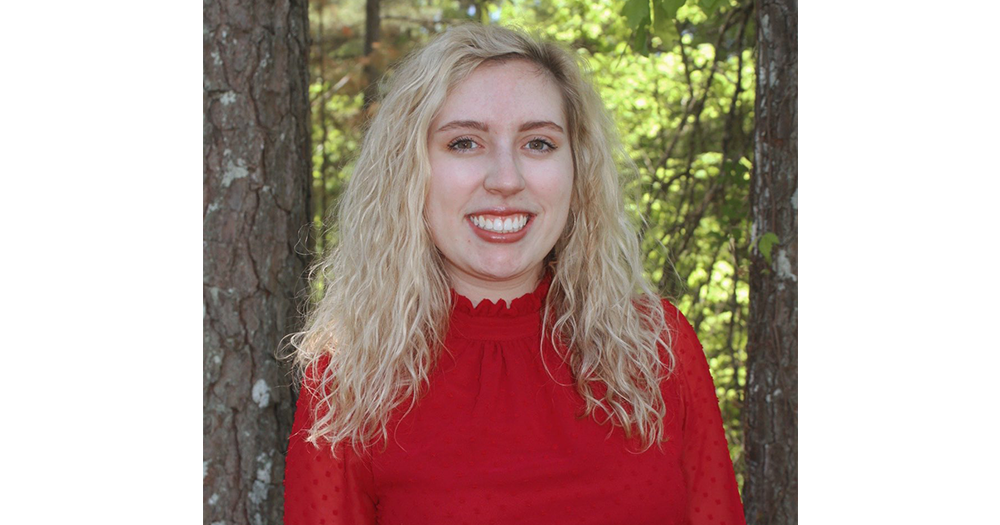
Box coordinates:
[448,266,545,307]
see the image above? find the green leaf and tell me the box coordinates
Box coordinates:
[622,0,651,30]
[699,0,721,14]
[757,232,779,265]
[633,20,650,55]
[651,0,680,42]
[657,0,687,20]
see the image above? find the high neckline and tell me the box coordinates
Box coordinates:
[447,273,551,341]
[450,272,551,318]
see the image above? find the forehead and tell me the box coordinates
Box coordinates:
[432,59,566,128]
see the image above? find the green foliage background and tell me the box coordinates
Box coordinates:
[309,0,755,491]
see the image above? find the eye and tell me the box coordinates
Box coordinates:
[525,138,556,152]
[447,137,480,152]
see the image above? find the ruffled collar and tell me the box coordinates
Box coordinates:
[450,272,551,318]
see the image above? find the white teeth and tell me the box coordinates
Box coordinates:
[470,214,530,233]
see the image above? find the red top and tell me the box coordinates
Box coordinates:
[284,278,745,525]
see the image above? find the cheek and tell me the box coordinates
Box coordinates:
[427,173,455,211]
[428,158,479,205]
[535,167,574,212]
[424,205,457,256]
[426,169,476,245]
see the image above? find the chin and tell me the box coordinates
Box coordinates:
[470,258,534,281]
[474,266,525,281]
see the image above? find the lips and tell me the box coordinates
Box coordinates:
[466,211,534,243]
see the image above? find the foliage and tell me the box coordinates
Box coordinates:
[308,0,754,491]
[757,231,779,265]
[620,0,732,55]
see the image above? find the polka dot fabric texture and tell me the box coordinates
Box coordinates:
[284,278,745,524]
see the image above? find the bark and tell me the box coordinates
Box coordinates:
[743,0,798,523]
[203,0,311,523]
[362,0,381,108]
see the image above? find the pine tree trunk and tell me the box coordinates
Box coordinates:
[744,0,798,523]
[203,0,310,523]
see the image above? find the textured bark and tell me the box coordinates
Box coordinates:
[362,0,381,108]
[203,0,310,523]
[743,0,798,523]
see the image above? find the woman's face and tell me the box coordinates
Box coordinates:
[426,59,574,297]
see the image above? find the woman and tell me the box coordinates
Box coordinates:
[284,24,745,525]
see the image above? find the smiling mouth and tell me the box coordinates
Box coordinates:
[469,214,531,234]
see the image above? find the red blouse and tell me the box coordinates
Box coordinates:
[284,278,745,525]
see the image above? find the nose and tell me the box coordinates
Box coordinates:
[483,147,526,196]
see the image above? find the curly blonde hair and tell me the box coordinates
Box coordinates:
[291,24,671,453]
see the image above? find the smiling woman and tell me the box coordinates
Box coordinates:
[426,59,574,303]
[284,24,745,525]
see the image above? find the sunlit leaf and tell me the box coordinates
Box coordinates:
[651,1,678,42]
[657,0,687,20]
[622,0,651,29]
[758,232,779,265]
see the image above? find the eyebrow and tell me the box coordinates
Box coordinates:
[435,120,489,133]
[519,120,564,133]
[433,120,565,134]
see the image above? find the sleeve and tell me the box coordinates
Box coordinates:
[283,373,378,525]
[664,300,746,525]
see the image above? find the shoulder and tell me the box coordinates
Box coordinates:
[659,299,703,358]
[657,299,711,383]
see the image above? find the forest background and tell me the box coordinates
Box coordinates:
[204,0,797,523]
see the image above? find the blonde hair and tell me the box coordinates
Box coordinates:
[291,24,671,453]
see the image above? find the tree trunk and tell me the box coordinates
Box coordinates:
[203,0,311,523]
[362,0,381,109]
[743,0,798,523]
